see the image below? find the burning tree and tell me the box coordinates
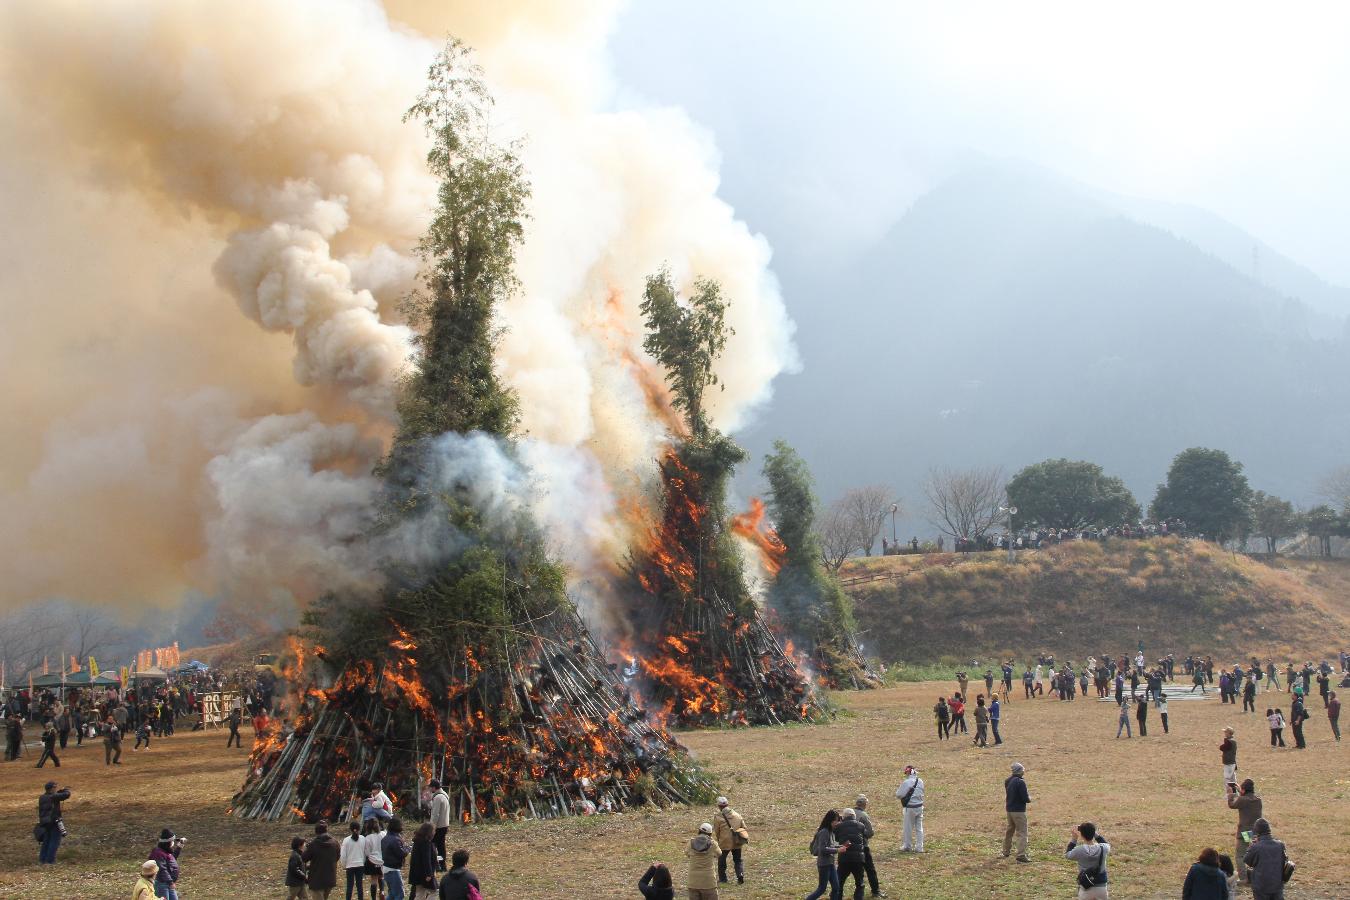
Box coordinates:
[619,270,821,726]
[233,41,710,825]
[761,441,879,689]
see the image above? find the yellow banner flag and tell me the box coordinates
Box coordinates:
[120,665,128,685]
[89,657,99,677]
[43,656,49,676]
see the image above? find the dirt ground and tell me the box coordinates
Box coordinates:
[2,681,1345,899]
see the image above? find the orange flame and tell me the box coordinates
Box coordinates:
[730,497,787,576]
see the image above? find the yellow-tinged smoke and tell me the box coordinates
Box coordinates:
[0,0,795,622]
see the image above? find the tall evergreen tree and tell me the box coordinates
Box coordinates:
[762,441,873,687]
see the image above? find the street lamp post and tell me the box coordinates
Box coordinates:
[999,505,1018,563]
[890,503,898,546]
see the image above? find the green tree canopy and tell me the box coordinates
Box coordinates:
[1149,447,1253,543]
[395,39,528,443]
[640,267,732,437]
[1250,490,1298,555]
[1302,504,1348,558]
[1005,458,1140,530]
[762,441,859,684]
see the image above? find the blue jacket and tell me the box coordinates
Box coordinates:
[990,699,1001,721]
[1004,775,1030,812]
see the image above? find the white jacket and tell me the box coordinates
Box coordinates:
[895,775,925,807]
[430,790,451,829]
[363,831,384,867]
[340,834,367,869]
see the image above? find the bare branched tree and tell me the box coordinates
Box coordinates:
[69,605,128,662]
[0,603,130,680]
[841,485,896,556]
[924,466,1006,540]
[1319,465,1350,514]
[816,496,864,573]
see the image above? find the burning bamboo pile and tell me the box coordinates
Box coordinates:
[233,604,710,824]
[619,446,823,727]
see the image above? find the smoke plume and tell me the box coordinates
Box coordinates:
[0,0,795,624]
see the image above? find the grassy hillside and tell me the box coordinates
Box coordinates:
[844,538,1350,666]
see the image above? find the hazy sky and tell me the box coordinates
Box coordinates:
[610,1,1350,284]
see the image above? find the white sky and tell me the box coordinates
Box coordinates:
[610,1,1350,283]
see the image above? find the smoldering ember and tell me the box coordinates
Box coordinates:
[4,4,1350,900]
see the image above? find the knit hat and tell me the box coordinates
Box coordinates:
[855,795,868,807]
[1253,818,1271,836]
[698,823,714,834]
[141,860,159,877]
[44,780,57,790]
[159,828,175,841]
[1011,762,1025,775]
[716,796,728,807]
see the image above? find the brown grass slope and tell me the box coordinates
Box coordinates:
[846,538,1350,665]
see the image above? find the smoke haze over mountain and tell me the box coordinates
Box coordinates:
[1,1,1346,620]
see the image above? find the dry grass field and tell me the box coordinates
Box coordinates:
[3,680,1346,899]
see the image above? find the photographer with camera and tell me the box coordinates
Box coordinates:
[36,780,70,864]
[150,828,186,899]
[1226,779,1262,885]
[1065,822,1110,899]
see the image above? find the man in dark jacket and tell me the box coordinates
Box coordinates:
[1227,779,1262,885]
[438,848,481,900]
[36,721,60,768]
[1002,763,1030,862]
[1241,818,1288,900]
[302,820,340,898]
[380,818,408,900]
[37,781,70,863]
[1290,696,1309,749]
[1329,691,1341,741]
[5,712,24,761]
[832,808,868,900]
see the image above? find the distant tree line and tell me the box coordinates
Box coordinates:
[816,449,1350,563]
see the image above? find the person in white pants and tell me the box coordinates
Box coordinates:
[895,765,925,852]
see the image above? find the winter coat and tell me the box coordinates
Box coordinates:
[1004,775,1030,812]
[1220,738,1237,765]
[407,836,438,891]
[714,807,747,849]
[1227,792,1262,835]
[150,843,181,884]
[429,789,451,829]
[1181,862,1231,900]
[1065,840,1109,883]
[1242,835,1288,895]
[895,775,925,807]
[132,876,157,900]
[302,833,340,891]
[380,833,408,873]
[685,834,720,890]
[363,831,384,867]
[638,864,675,900]
[437,867,481,900]
[974,705,989,725]
[832,819,867,862]
[854,809,876,840]
[38,789,69,824]
[810,826,841,868]
[340,834,367,869]
[286,849,307,887]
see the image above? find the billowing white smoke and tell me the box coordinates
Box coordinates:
[0,0,795,623]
